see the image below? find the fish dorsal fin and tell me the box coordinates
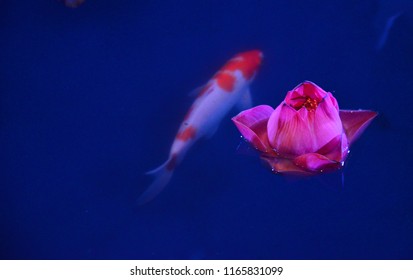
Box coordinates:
[188,82,212,98]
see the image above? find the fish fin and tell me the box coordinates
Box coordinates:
[188,84,207,97]
[236,88,253,111]
[376,12,402,51]
[138,157,176,205]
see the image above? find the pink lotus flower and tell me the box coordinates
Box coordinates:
[232,81,377,174]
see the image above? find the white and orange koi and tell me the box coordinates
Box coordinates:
[138,50,263,204]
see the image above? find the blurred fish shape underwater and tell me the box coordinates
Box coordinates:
[138,50,263,204]
[59,0,85,8]
[374,0,413,51]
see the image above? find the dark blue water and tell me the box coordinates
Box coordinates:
[1,0,412,259]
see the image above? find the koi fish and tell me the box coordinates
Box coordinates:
[138,50,263,204]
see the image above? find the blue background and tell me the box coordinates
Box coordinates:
[1,0,412,259]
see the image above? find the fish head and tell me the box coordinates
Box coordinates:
[222,50,263,82]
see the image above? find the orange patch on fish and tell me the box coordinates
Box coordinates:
[222,59,256,80]
[238,51,262,66]
[223,59,245,72]
[176,126,197,141]
[239,67,256,80]
[215,72,236,92]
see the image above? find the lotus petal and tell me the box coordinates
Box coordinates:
[339,110,378,144]
[232,105,274,152]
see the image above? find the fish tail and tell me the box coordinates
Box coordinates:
[137,155,178,205]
